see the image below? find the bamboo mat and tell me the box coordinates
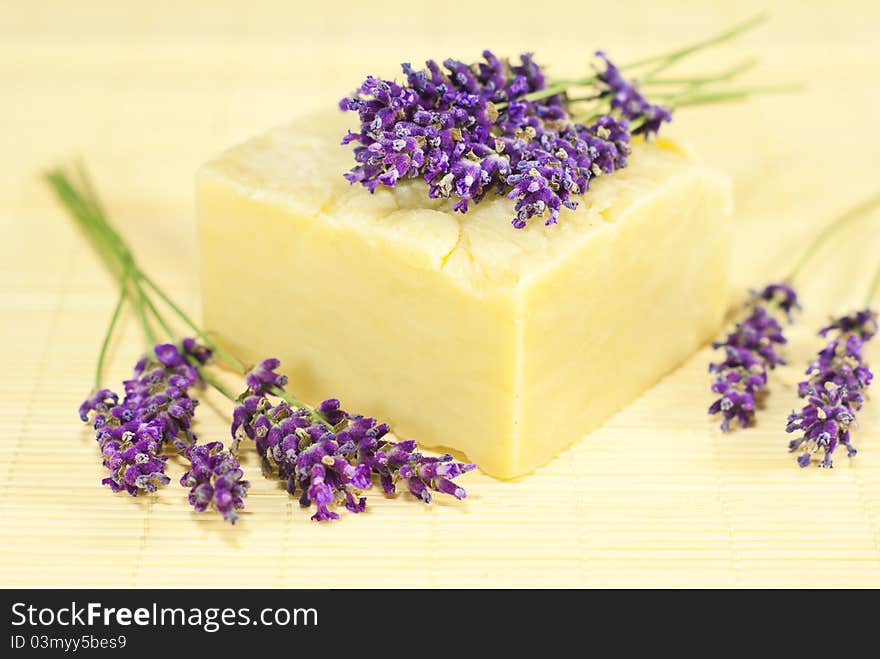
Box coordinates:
[2,0,879,588]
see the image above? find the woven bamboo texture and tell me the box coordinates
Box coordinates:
[1,0,879,587]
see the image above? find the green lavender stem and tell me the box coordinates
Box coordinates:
[518,76,595,105]
[866,263,880,307]
[639,57,758,87]
[788,192,880,283]
[94,275,128,389]
[46,164,331,424]
[45,171,129,282]
[573,82,789,124]
[133,284,157,345]
[569,98,613,126]
[660,83,803,107]
[143,272,323,418]
[535,13,767,108]
[623,13,767,75]
[46,167,224,379]
[45,170,150,350]
[134,282,239,401]
[494,14,786,126]
[190,360,237,402]
[101,234,319,413]
[139,281,175,338]
[139,273,244,372]
[141,271,317,412]
[64,166,234,367]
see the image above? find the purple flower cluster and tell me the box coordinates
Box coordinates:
[232,359,475,521]
[245,357,288,394]
[759,283,802,321]
[78,339,211,496]
[181,442,250,524]
[594,52,672,136]
[708,283,800,431]
[787,309,876,468]
[340,51,637,229]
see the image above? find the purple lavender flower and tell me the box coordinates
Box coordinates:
[245,358,288,395]
[232,358,475,521]
[340,51,638,229]
[181,442,250,523]
[708,283,798,431]
[788,309,876,468]
[182,337,212,364]
[595,51,672,136]
[79,388,118,422]
[357,437,475,503]
[755,283,801,321]
[819,309,877,341]
[79,339,213,495]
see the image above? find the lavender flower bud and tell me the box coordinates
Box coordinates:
[708,282,798,431]
[595,51,671,136]
[245,358,289,395]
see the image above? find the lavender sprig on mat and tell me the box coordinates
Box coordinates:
[78,340,211,496]
[787,310,876,468]
[79,337,250,522]
[232,365,476,522]
[708,283,799,431]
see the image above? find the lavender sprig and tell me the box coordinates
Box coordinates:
[783,196,880,467]
[708,284,799,431]
[48,165,250,522]
[232,360,475,522]
[787,310,876,467]
[79,335,249,522]
[78,340,211,496]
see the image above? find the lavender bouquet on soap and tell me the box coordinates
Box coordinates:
[46,166,474,525]
[340,14,793,229]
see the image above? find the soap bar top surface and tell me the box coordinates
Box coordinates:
[200,112,718,294]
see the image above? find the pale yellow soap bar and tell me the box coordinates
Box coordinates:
[197,112,732,478]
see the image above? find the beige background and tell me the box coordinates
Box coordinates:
[1,0,879,587]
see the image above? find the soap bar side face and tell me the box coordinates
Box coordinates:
[514,169,732,474]
[196,169,520,475]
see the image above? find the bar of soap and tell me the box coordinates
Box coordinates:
[196,112,732,478]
